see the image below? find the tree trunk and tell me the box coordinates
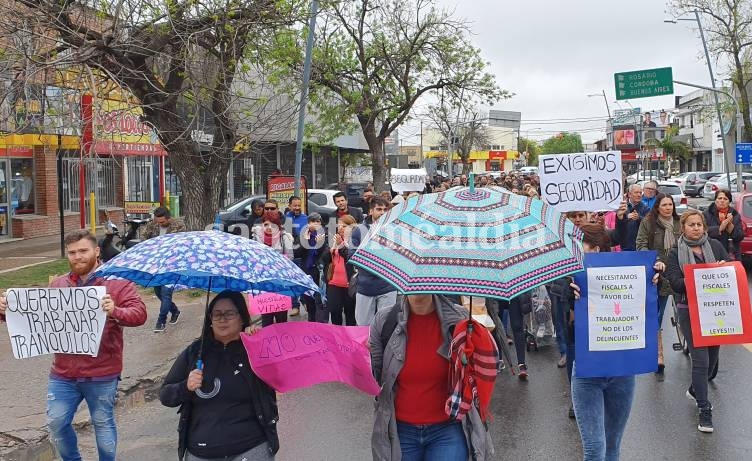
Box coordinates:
[362,121,387,193]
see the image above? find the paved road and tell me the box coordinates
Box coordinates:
[76,316,752,459]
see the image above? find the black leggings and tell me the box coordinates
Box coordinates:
[327,285,356,326]
[678,308,719,409]
[500,299,526,365]
[261,311,287,327]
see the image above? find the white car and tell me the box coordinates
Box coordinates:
[626,170,665,186]
[636,180,689,214]
[702,173,752,200]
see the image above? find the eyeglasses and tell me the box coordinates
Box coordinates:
[211,310,239,321]
[643,187,656,191]
[264,207,277,211]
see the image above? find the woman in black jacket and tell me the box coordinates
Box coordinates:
[702,189,743,260]
[664,210,728,434]
[160,291,279,460]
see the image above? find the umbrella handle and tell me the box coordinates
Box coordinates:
[196,359,204,371]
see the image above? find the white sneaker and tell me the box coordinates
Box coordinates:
[536,325,546,338]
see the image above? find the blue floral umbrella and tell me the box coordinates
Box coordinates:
[94,230,319,375]
[350,185,583,300]
[94,230,318,297]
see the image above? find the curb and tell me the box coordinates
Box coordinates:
[0,259,58,274]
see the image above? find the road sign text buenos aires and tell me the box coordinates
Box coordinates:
[615,67,673,100]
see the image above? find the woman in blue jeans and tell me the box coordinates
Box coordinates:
[570,223,662,461]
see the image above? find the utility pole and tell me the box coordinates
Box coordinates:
[293,0,319,197]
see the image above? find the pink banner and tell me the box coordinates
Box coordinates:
[241,323,380,395]
[247,293,292,316]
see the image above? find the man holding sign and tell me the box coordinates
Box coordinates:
[0,229,147,460]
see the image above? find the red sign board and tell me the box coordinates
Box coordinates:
[267,175,308,214]
[488,150,508,160]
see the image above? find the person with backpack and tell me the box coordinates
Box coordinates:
[255,211,294,326]
[160,291,278,460]
[369,294,494,460]
[636,192,681,376]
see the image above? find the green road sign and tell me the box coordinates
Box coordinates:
[614,67,673,100]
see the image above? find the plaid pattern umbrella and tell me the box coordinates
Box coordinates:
[350,186,583,300]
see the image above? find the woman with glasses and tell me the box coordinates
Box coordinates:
[703,189,743,261]
[636,192,681,376]
[160,291,279,460]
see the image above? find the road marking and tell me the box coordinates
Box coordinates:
[744,343,752,353]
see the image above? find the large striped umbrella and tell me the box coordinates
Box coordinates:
[350,186,583,300]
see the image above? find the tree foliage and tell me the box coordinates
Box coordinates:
[0,0,303,229]
[309,0,506,190]
[669,0,752,142]
[540,132,584,155]
[518,136,541,166]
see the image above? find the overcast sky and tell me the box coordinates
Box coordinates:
[405,0,717,145]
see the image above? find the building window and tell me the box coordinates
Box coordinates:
[126,156,154,202]
[11,158,34,214]
[62,156,118,211]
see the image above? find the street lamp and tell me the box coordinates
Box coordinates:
[588,90,612,148]
[665,10,735,190]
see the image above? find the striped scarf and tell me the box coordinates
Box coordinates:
[445,319,499,422]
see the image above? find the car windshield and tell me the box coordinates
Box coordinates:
[224,196,256,213]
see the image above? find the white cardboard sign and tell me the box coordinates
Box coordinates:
[390,168,428,193]
[539,151,623,212]
[4,287,107,359]
[586,266,646,351]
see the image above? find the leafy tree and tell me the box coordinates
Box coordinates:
[644,125,691,173]
[0,0,302,229]
[540,132,584,155]
[669,0,752,141]
[518,136,541,166]
[308,0,506,191]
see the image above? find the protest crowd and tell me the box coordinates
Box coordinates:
[1,157,750,461]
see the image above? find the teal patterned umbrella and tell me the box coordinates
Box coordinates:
[350,186,583,300]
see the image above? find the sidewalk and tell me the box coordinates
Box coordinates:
[0,235,65,273]
[0,290,209,460]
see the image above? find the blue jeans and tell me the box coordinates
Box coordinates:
[154,285,179,324]
[657,295,669,330]
[571,363,635,461]
[47,377,119,461]
[396,421,468,461]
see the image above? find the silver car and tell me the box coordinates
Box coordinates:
[637,180,689,214]
[702,173,752,200]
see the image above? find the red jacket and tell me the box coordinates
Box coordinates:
[48,273,147,378]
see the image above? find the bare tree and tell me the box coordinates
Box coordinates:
[670,0,752,141]
[424,92,494,174]
[309,0,506,191]
[0,0,302,229]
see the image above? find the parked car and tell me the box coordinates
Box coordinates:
[674,171,722,197]
[218,189,339,233]
[733,191,752,266]
[636,180,689,214]
[702,173,752,200]
[518,166,538,175]
[326,182,371,208]
[218,194,266,231]
[626,169,666,186]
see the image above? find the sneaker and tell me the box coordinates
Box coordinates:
[536,325,546,338]
[686,387,713,410]
[497,360,506,374]
[290,307,300,317]
[557,355,567,368]
[698,408,714,433]
[169,311,181,325]
[518,363,528,380]
[506,335,514,345]
[153,322,166,333]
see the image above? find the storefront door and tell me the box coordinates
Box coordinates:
[0,159,10,238]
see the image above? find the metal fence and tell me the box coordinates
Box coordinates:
[62,156,118,212]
